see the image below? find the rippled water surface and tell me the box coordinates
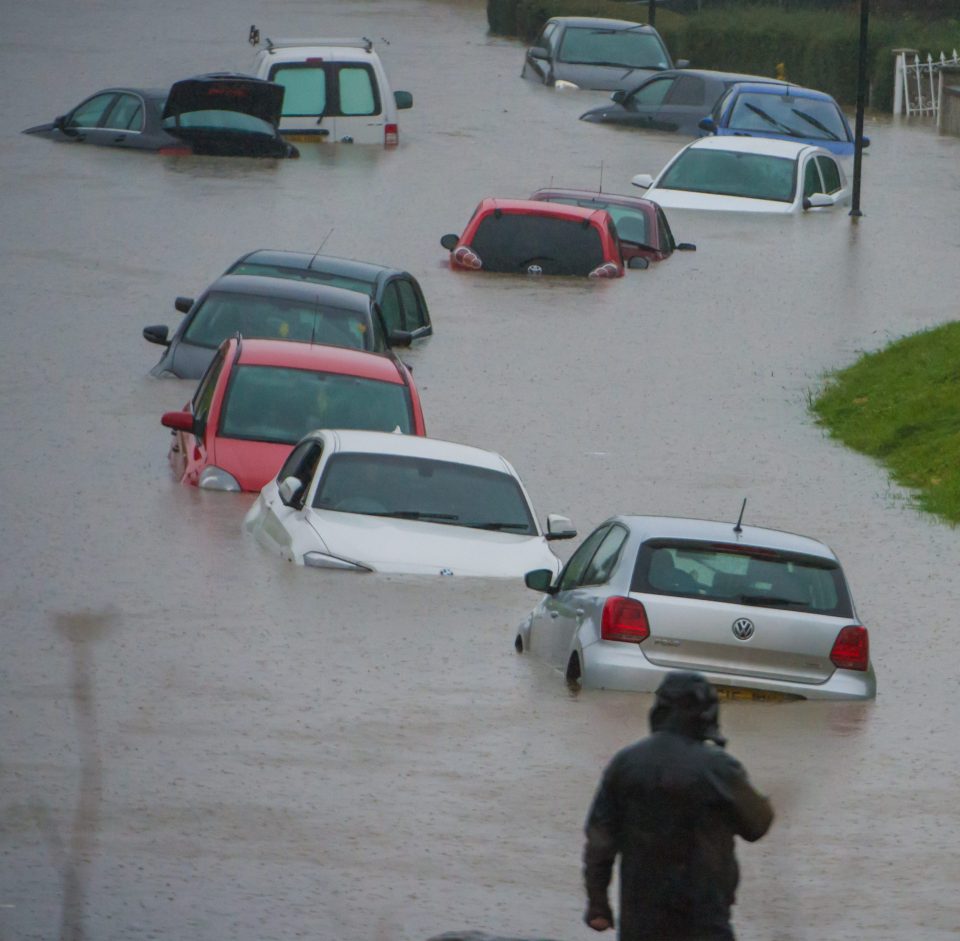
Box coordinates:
[2,1,960,939]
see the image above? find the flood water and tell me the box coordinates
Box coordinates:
[2,1,959,939]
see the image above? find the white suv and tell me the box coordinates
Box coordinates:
[248,29,413,146]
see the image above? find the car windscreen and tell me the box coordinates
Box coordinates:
[181,291,374,351]
[542,198,651,245]
[728,93,849,142]
[219,365,412,443]
[558,28,669,70]
[631,540,853,617]
[658,150,797,202]
[228,262,375,297]
[469,213,605,276]
[312,453,537,534]
[162,110,277,136]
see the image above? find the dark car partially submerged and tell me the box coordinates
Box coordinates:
[23,73,298,158]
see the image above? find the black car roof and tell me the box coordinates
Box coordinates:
[205,274,375,311]
[550,17,656,30]
[235,250,401,283]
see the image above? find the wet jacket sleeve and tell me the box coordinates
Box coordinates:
[583,762,621,921]
[709,752,774,842]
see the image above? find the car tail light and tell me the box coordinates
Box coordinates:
[601,597,650,644]
[158,145,193,156]
[384,123,399,147]
[830,624,869,671]
[452,245,482,270]
[588,261,620,279]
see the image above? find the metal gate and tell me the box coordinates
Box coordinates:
[893,49,960,116]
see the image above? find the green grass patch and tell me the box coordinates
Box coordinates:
[810,322,960,522]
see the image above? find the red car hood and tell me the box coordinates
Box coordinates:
[212,437,294,493]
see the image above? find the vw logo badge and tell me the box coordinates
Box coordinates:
[527,264,543,275]
[732,617,755,640]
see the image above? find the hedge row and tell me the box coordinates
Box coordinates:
[488,0,960,111]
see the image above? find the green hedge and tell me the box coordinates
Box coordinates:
[490,0,960,110]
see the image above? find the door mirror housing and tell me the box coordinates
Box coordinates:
[675,59,690,69]
[278,475,305,507]
[394,90,413,110]
[611,89,626,104]
[631,174,654,190]
[528,46,548,61]
[545,513,577,541]
[143,324,170,346]
[160,410,195,433]
[627,256,650,270]
[440,233,460,251]
[388,329,413,348]
[676,242,697,251]
[525,568,557,593]
[803,192,836,210]
[859,135,870,149]
[174,296,194,313]
[698,116,717,133]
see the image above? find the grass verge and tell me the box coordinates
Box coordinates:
[810,322,960,523]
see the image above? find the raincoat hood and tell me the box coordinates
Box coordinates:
[648,671,726,746]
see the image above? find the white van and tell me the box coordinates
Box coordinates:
[248,29,413,146]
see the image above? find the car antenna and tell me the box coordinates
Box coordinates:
[733,498,747,534]
[308,229,334,270]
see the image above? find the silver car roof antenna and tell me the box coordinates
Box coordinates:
[733,498,747,534]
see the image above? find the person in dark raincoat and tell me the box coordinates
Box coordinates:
[583,672,774,941]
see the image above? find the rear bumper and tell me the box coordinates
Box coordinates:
[581,639,877,701]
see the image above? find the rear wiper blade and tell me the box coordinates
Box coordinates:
[472,521,529,531]
[380,510,459,521]
[738,594,805,607]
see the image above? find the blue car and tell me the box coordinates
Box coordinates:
[698,82,867,158]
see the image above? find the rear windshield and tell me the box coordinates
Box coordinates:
[162,111,275,136]
[219,365,412,443]
[728,92,850,142]
[182,290,378,351]
[470,213,605,276]
[229,261,375,296]
[558,27,670,70]
[312,453,537,534]
[631,540,852,617]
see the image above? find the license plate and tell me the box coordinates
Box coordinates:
[715,685,798,703]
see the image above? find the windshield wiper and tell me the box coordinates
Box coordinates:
[743,103,802,137]
[790,108,841,140]
[472,521,530,531]
[738,594,806,607]
[378,510,460,521]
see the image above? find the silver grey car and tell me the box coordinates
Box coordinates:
[516,515,876,701]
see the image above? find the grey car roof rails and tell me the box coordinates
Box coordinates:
[262,37,374,53]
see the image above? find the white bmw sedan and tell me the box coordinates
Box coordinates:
[244,429,577,576]
[630,136,851,214]
[516,515,876,701]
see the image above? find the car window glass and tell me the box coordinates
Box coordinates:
[656,208,675,252]
[558,28,669,70]
[312,454,537,535]
[69,93,116,128]
[606,207,648,244]
[105,94,143,130]
[396,279,426,330]
[660,150,796,203]
[581,525,628,586]
[219,365,413,443]
[470,213,606,276]
[558,525,611,592]
[664,75,707,106]
[627,77,674,109]
[278,439,318,483]
[192,347,227,426]
[182,291,372,351]
[271,65,327,117]
[816,155,842,193]
[803,158,822,198]
[337,65,378,116]
[379,282,403,332]
[538,22,557,52]
[728,92,848,141]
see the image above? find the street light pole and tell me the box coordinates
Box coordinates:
[648,0,656,27]
[850,0,870,217]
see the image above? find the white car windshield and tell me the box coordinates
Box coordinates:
[312,453,537,534]
[658,150,797,203]
[558,28,669,70]
[219,366,412,443]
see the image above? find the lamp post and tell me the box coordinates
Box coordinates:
[850,0,870,217]
[648,0,656,27]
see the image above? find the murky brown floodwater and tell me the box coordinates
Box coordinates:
[2,1,960,939]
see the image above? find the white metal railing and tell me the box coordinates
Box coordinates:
[893,49,960,116]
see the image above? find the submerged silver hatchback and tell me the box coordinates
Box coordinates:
[516,515,876,701]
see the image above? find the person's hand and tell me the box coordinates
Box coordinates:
[587,915,612,932]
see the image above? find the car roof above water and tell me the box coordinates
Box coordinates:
[205,274,373,310]
[682,135,819,159]
[610,514,839,561]
[233,250,399,283]
[546,16,655,30]
[231,337,401,379]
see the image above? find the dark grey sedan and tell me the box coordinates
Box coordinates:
[143,275,399,379]
[521,16,682,92]
[223,250,432,341]
[580,69,787,135]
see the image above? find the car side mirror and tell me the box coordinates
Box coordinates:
[698,116,717,133]
[278,475,305,507]
[174,296,194,314]
[627,256,650,270]
[525,568,557,593]
[529,46,548,61]
[388,329,413,348]
[803,193,836,210]
[143,324,170,346]
[676,242,697,251]
[160,410,195,433]
[394,90,413,110]
[545,513,577,541]
[860,135,870,149]
[631,174,654,190]
[440,233,459,251]
[675,59,690,69]
[611,89,626,104]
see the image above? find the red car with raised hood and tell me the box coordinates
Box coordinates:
[440,198,647,278]
[160,338,426,492]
